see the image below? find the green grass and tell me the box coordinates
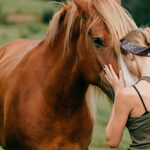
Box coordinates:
[0,23,48,46]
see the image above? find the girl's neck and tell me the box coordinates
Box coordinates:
[137,58,150,77]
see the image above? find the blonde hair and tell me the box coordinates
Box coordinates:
[143,28,150,46]
[121,27,150,55]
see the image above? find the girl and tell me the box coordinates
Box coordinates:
[104,27,150,150]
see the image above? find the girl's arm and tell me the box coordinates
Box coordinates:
[103,64,131,147]
[105,89,131,147]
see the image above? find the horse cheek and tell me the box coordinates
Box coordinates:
[77,36,100,83]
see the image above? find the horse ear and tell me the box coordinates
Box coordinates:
[115,0,121,5]
[73,0,90,15]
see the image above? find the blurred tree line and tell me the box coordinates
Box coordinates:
[122,0,150,26]
[43,0,150,26]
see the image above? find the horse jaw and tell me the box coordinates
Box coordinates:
[120,54,138,86]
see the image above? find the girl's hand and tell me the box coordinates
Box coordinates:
[104,64,125,94]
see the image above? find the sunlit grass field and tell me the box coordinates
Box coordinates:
[0,0,131,149]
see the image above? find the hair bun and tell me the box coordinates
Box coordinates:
[142,27,150,47]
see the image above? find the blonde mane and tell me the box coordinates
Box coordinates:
[47,0,137,53]
[46,1,79,50]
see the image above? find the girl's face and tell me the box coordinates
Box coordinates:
[122,53,140,78]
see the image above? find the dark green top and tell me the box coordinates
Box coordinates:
[126,76,150,150]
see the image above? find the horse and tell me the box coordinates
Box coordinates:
[0,0,137,149]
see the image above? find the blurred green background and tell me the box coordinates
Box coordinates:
[0,0,150,150]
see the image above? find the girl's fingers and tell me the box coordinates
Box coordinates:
[104,65,113,79]
[105,75,112,84]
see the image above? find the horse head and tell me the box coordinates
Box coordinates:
[46,0,137,100]
[73,0,137,99]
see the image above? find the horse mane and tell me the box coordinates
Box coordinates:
[46,0,137,54]
[46,1,79,50]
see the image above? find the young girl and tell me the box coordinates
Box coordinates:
[104,27,150,150]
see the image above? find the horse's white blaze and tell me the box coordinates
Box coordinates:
[120,54,138,86]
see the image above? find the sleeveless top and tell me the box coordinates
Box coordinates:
[126,76,150,150]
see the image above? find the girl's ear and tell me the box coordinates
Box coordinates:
[128,53,135,61]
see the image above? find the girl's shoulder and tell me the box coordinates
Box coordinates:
[117,86,135,98]
[116,86,136,107]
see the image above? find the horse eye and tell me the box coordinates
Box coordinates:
[93,38,104,48]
